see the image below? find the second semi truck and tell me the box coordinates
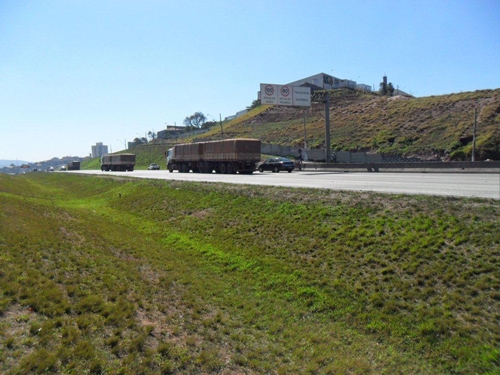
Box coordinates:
[101,154,136,171]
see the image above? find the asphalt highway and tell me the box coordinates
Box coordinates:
[72,169,500,200]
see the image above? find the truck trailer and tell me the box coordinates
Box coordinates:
[101,154,136,171]
[167,138,261,174]
[67,161,80,170]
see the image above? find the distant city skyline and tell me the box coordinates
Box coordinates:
[1,1,499,162]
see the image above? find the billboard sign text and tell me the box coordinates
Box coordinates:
[260,83,310,107]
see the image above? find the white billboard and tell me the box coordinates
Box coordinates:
[261,84,277,105]
[292,86,311,106]
[278,85,293,106]
[260,84,310,107]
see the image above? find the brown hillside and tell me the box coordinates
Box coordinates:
[202,88,500,161]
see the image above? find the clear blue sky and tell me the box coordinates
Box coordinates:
[1,0,499,162]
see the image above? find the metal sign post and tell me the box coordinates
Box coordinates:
[261,83,333,160]
[312,91,331,162]
[325,91,331,163]
[472,108,477,162]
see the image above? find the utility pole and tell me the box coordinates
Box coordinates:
[472,108,477,162]
[311,90,332,163]
[303,110,307,149]
[325,91,331,163]
[219,113,224,139]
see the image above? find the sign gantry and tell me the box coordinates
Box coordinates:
[259,83,331,162]
[260,84,311,107]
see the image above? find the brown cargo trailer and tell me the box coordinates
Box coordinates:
[101,153,136,171]
[167,138,261,174]
[67,161,80,170]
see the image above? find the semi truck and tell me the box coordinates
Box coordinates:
[166,138,261,174]
[101,154,136,171]
[67,161,80,170]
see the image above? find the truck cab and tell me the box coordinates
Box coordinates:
[166,148,174,172]
[166,148,173,164]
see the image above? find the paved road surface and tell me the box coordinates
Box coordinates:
[72,170,500,199]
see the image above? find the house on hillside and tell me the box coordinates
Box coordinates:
[286,73,370,92]
[356,83,372,91]
[287,73,336,90]
[224,109,248,121]
[393,88,412,97]
[157,125,186,139]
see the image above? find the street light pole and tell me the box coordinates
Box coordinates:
[117,139,127,150]
[303,110,307,149]
[325,92,331,162]
[208,114,224,139]
[219,113,223,139]
[472,108,477,162]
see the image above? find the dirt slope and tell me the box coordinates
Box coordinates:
[202,88,500,161]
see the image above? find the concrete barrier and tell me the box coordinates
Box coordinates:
[297,161,500,173]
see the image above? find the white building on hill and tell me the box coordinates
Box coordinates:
[286,73,371,92]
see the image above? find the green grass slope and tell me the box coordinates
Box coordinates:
[1,173,499,374]
[82,89,499,168]
[81,143,169,170]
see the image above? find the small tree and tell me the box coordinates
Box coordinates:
[131,137,148,147]
[387,83,395,96]
[183,112,206,128]
[379,82,387,95]
[247,99,261,110]
[379,81,395,96]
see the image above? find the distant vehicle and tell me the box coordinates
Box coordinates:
[60,166,67,171]
[148,163,160,170]
[101,154,136,171]
[47,166,54,172]
[258,157,295,173]
[166,138,261,174]
[67,161,80,170]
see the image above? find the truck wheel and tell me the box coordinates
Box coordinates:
[258,167,263,173]
[168,166,174,173]
[220,164,226,174]
[226,163,233,174]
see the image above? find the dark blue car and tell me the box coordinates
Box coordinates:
[258,157,295,173]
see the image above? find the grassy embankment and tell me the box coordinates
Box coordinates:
[1,173,499,374]
[202,89,500,160]
[82,143,168,170]
[81,89,500,170]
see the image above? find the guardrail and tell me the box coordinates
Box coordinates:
[297,161,500,173]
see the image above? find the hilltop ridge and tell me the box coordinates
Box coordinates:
[199,88,500,161]
[78,88,500,170]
